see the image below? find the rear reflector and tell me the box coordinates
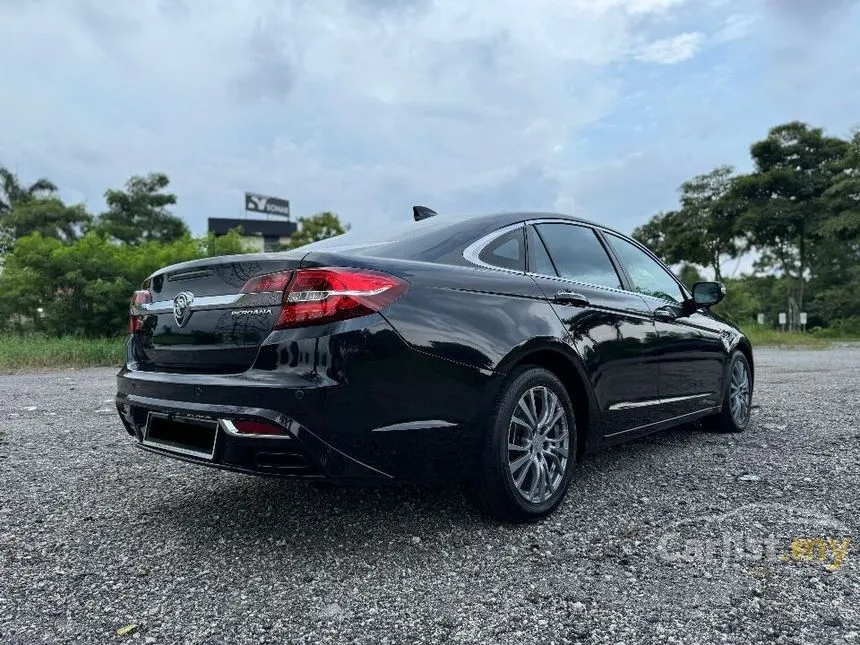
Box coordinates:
[224,419,288,436]
[276,268,408,329]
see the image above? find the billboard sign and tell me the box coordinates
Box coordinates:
[245,192,290,218]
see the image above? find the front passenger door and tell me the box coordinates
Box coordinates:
[602,232,725,419]
[526,223,662,435]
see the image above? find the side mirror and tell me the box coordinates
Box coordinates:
[692,281,726,307]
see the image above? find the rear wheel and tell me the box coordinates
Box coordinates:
[703,350,752,433]
[469,366,577,522]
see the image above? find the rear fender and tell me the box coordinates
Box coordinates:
[488,339,604,455]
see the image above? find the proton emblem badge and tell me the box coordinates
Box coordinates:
[173,291,195,327]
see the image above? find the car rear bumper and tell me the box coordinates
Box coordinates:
[115,390,394,482]
[116,317,493,482]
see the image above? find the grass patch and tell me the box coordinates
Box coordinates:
[743,327,837,348]
[0,334,126,372]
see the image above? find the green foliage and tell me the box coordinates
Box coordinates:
[740,327,833,348]
[677,264,704,289]
[0,167,75,254]
[0,167,57,212]
[811,317,860,338]
[732,122,850,314]
[0,229,253,337]
[1,197,91,247]
[0,334,126,371]
[634,167,741,281]
[712,278,761,325]
[0,164,320,346]
[282,211,348,249]
[637,121,860,332]
[95,173,189,245]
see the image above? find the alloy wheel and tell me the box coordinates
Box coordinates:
[729,360,751,426]
[507,385,570,504]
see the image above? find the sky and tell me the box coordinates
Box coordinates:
[1,0,859,241]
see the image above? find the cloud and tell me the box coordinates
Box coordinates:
[231,22,298,102]
[712,13,758,44]
[765,0,858,26]
[0,0,858,242]
[636,32,705,64]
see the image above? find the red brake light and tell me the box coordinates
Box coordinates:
[241,270,293,293]
[129,289,151,333]
[275,268,407,329]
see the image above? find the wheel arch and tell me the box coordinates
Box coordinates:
[496,341,602,457]
[735,337,754,385]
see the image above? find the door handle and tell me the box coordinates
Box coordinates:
[554,290,590,307]
[653,305,678,321]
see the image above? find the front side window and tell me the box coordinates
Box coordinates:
[605,234,686,304]
[533,224,622,289]
[478,228,526,272]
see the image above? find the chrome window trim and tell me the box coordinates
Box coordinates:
[461,217,692,310]
[525,220,630,294]
[462,222,527,274]
[599,229,692,305]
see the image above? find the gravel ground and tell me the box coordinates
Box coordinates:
[1,346,858,645]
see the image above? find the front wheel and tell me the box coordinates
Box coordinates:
[702,350,752,433]
[468,366,577,523]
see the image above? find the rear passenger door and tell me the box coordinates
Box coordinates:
[525,222,662,436]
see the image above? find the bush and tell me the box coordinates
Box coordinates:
[712,278,761,325]
[810,317,860,338]
[0,230,251,337]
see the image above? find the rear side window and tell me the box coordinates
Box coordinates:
[478,228,526,272]
[534,224,621,289]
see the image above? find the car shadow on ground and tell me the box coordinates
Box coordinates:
[138,420,734,558]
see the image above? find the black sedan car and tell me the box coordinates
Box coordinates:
[116,210,753,522]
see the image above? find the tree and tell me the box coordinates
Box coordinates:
[675,166,742,281]
[283,211,348,249]
[733,122,849,318]
[96,173,188,244]
[633,167,741,281]
[632,211,674,260]
[1,197,91,248]
[820,130,860,242]
[0,166,62,255]
[678,263,703,289]
[0,166,57,212]
[0,229,253,336]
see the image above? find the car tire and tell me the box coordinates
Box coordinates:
[468,366,577,523]
[702,350,752,433]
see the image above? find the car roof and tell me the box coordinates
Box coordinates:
[299,211,629,264]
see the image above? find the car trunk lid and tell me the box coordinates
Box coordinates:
[133,251,307,373]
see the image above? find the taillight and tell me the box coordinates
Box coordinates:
[241,271,293,293]
[128,289,152,333]
[273,267,407,329]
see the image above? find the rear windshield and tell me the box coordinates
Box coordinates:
[299,214,464,252]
